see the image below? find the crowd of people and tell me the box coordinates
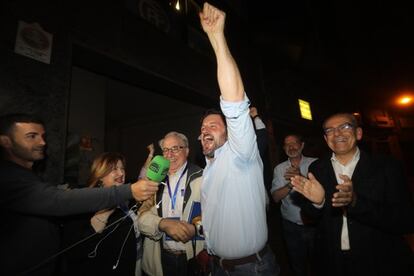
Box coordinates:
[1,2,413,276]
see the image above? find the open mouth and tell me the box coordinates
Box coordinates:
[202,134,214,142]
[334,137,347,143]
[167,156,177,163]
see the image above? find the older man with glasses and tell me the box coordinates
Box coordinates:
[138,131,204,276]
[290,113,414,276]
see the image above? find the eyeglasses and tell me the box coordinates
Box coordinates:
[162,146,185,154]
[323,122,355,136]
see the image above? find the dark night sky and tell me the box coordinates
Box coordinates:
[247,0,414,115]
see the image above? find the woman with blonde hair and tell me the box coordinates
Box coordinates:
[62,152,142,276]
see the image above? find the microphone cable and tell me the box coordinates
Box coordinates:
[20,204,139,275]
[112,224,134,270]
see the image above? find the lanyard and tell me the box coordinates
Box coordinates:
[166,165,188,211]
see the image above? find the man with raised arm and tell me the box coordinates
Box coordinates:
[198,3,279,275]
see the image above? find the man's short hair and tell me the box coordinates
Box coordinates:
[159,131,189,149]
[283,133,303,144]
[322,113,358,129]
[0,113,43,136]
[200,109,227,128]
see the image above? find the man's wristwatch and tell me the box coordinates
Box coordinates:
[194,221,204,237]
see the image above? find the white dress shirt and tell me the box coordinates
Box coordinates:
[201,95,268,259]
[162,162,188,251]
[331,147,360,250]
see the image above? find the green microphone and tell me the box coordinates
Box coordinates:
[146,155,170,183]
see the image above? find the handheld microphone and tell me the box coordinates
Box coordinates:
[146,155,170,183]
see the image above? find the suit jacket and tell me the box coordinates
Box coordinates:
[305,150,414,276]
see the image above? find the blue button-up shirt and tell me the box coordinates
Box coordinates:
[201,95,268,259]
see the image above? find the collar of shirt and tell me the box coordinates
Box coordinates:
[288,155,303,167]
[204,141,227,166]
[169,161,188,178]
[287,155,317,175]
[331,147,360,165]
[162,161,188,216]
[331,147,360,182]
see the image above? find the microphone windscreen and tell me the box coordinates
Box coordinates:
[146,155,170,182]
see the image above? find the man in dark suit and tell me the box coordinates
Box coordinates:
[291,112,414,276]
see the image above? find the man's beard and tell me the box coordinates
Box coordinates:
[204,150,215,159]
[202,140,219,159]
[201,133,226,159]
[287,150,301,159]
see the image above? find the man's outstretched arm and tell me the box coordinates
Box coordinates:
[199,2,244,102]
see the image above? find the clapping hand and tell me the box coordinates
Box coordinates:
[291,173,325,205]
[284,165,301,180]
[332,174,354,207]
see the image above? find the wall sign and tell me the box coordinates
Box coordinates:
[14,21,53,64]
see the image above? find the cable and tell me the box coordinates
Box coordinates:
[156,182,167,209]
[20,204,138,275]
[112,224,133,270]
[88,218,124,258]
